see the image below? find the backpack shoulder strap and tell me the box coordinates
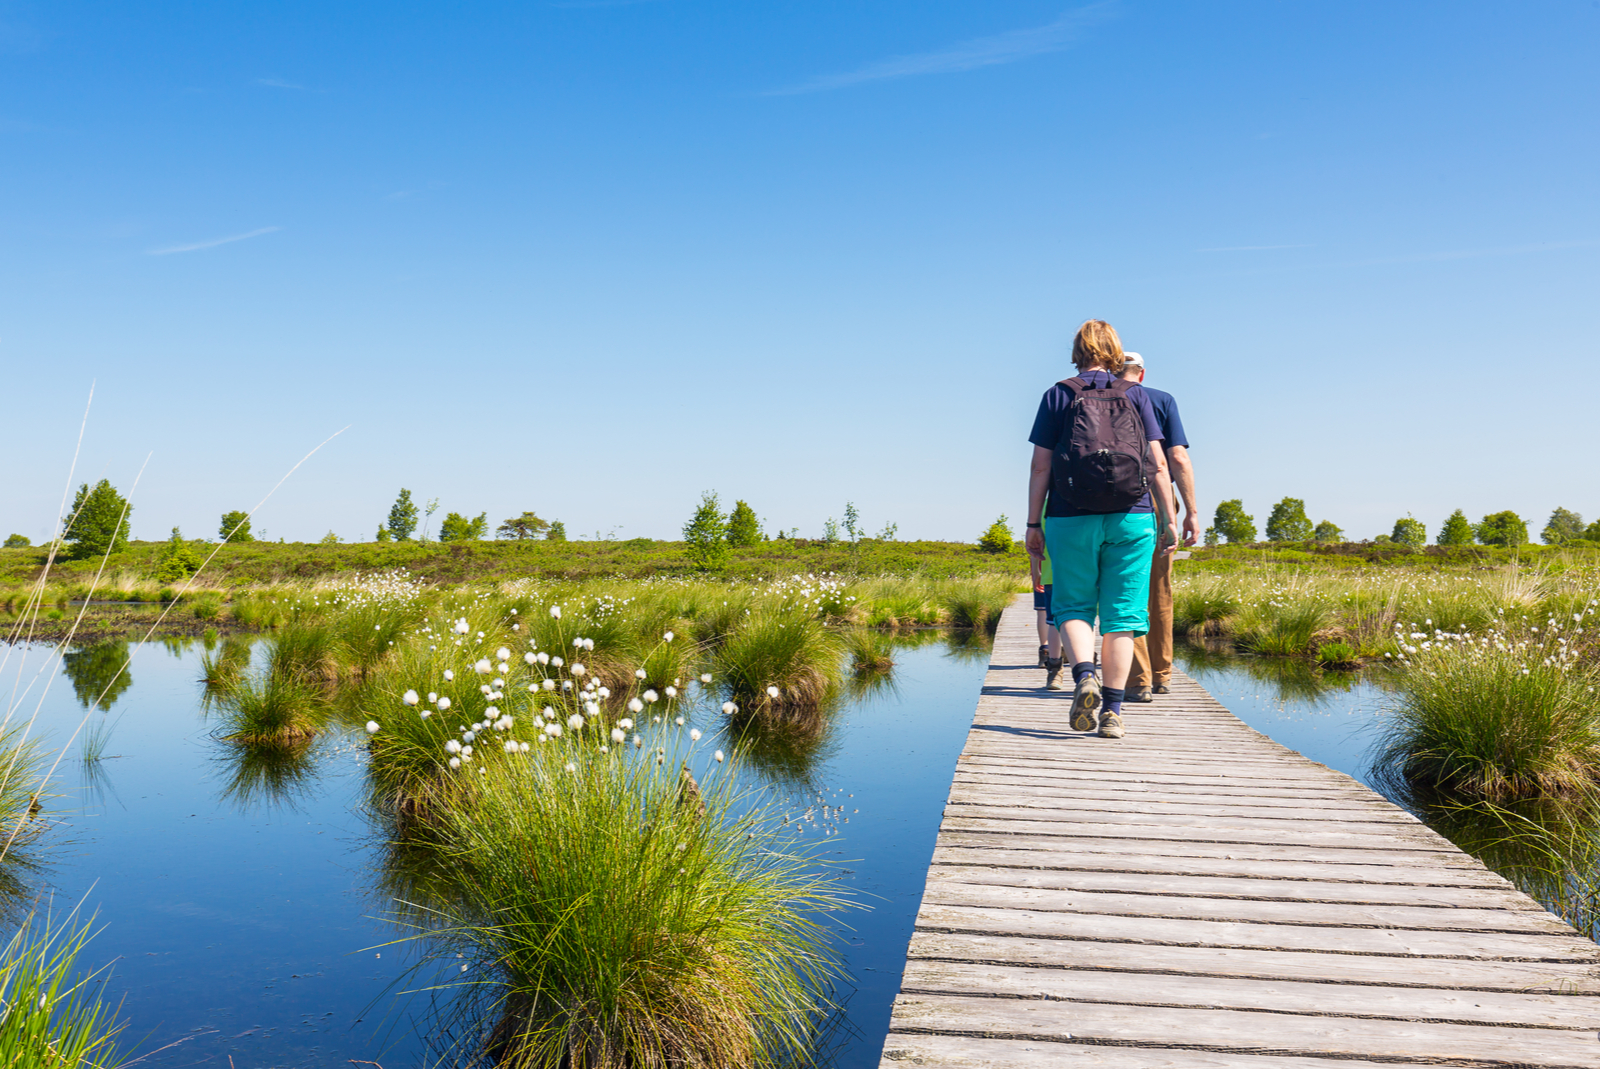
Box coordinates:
[1057,376,1089,397]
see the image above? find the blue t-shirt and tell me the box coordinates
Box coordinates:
[1141,385,1190,452]
[1029,370,1164,517]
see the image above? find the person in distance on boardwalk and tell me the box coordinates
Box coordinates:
[1117,352,1199,702]
[1024,321,1179,739]
[1028,533,1063,680]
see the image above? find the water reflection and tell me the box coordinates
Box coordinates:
[212,737,324,811]
[60,641,132,710]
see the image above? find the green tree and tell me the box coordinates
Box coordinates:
[1437,509,1475,545]
[219,510,254,542]
[387,489,419,541]
[496,511,550,540]
[1212,499,1256,544]
[1203,526,1219,546]
[1582,519,1600,543]
[546,520,567,542]
[376,525,392,542]
[1542,507,1585,545]
[63,479,132,561]
[682,491,729,571]
[1265,497,1312,542]
[726,500,762,547]
[842,502,862,542]
[978,515,1015,554]
[320,530,341,545]
[61,640,132,710]
[439,511,489,542]
[154,527,204,582]
[1391,516,1426,547]
[3,534,29,548]
[877,521,899,541]
[1477,510,1528,547]
[822,518,840,543]
[1312,520,1344,543]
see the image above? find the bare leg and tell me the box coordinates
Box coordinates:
[1035,609,1051,648]
[1059,620,1134,688]
[1047,624,1062,658]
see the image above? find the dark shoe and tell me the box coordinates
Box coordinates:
[1044,657,1065,691]
[1070,674,1100,732]
[1037,644,1049,668]
[1097,710,1126,739]
[1152,682,1171,694]
[1128,686,1153,703]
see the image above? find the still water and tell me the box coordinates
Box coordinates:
[8,634,991,1068]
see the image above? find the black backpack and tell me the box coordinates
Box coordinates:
[1050,376,1153,511]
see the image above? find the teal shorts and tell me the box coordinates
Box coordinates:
[1044,513,1157,636]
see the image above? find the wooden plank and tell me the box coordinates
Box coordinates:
[907,930,1600,995]
[922,876,1571,933]
[881,1034,1411,1067]
[931,843,1511,888]
[914,903,1599,961]
[899,958,1600,1029]
[886,993,1600,1067]
[926,862,1548,910]
[942,814,1452,851]
[950,774,1396,807]
[946,788,1422,824]
[953,756,1364,791]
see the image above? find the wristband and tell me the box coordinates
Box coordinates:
[1025,522,1042,529]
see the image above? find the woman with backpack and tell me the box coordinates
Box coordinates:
[1023,320,1179,739]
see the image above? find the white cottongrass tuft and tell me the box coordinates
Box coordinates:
[542,679,556,691]
[544,722,563,738]
[571,663,586,676]
[689,728,702,741]
[564,761,577,772]
[663,630,675,643]
[665,686,678,698]
[520,741,531,753]
[611,727,626,744]
[582,638,594,651]
[700,673,713,683]
[428,691,438,702]
[420,710,432,719]
[635,668,647,680]
[721,701,738,715]
[618,718,634,730]
[766,686,780,698]
[549,605,562,619]
[445,739,462,754]
[402,689,419,705]
[504,741,519,753]
[584,700,600,717]
[496,647,510,661]
[627,697,644,713]
[714,750,725,763]
[537,652,550,665]
[524,651,537,664]
[567,713,585,731]
[448,756,461,769]
[474,658,493,674]
[644,689,659,703]
[366,721,380,734]
[551,656,564,668]
[443,669,455,681]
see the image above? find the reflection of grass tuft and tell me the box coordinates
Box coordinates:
[844,629,895,676]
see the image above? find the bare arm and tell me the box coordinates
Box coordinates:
[1166,444,1199,546]
[1147,442,1179,554]
[1025,445,1051,559]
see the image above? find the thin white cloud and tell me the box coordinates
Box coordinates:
[1198,244,1313,252]
[146,226,282,256]
[769,3,1116,95]
[257,78,306,90]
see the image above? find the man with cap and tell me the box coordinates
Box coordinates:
[1118,352,1198,700]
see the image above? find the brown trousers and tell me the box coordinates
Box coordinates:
[1128,546,1173,689]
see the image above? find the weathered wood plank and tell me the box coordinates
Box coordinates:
[906,930,1600,995]
[926,862,1548,910]
[886,993,1600,1067]
[942,814,1451,851]
[880,1034,1412,1067]
[899,958,1600,1028]
[946,788,1422,824]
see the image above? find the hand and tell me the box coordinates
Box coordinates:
[1161,520,1180,555]
[1024,526,1045,559]
[1182,512,1200,547]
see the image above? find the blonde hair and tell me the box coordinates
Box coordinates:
[1071,320,1125,373]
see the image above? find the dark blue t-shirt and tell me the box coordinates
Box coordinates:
[1141,385,1190,452]
[1029,370,1164,517]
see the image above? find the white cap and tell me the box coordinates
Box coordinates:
[1122,352,1144,369]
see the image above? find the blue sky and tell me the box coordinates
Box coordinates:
[3,1,1596,544]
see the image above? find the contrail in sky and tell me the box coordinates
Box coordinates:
[147,226,282,256]
[769,3,1117,95]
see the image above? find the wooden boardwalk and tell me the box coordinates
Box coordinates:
[880,597,1600,1068]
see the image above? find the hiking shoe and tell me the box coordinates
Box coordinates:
[1037,644,1049,668]
[1044,657,1065,691]
[1097,711,1126,739]
[1069,674,1100,732]
[1152,682,1171,694]
[1128,686,1153,703]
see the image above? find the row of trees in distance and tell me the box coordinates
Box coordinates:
[1207,498,1599,548]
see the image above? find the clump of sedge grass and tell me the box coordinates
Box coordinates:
[713,610,841,711]
[1376,629,1600,801]
[939,575,1013,631]
[0,907,125,1068]
[406,743,850,1069]
[843,629,895,676]
[213,673,329,745]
